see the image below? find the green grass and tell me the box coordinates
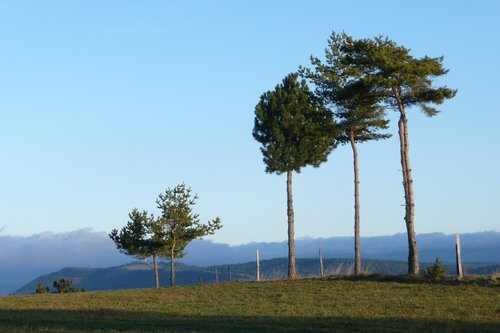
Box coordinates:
[1,278,499,332]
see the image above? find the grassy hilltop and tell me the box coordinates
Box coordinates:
[1,278,499,332]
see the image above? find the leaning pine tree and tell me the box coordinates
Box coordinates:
[339,34,456,274]
[301,32,391,275]
[253,72,337,279]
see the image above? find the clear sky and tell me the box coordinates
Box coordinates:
[0,1,499,245]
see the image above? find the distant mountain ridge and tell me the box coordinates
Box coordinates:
[2,230,499,295]
[15,257,500,295]
[181,231,500,266]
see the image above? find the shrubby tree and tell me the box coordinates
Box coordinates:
[425,257,446,280]
[52,278,85,293]
[253,72,336,279]
[110,209,164,288]
[301,32,391,275]
[35,282,49,294]
[156,183,222,286]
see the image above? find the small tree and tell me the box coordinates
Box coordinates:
[425,258,446,280]
[52,278,85,293]
[253,72,337,279]
[35,282,49,294]
[110,209,164,288]
[53,278,73,293]
[156,183,222,287]
[301,33,391,275]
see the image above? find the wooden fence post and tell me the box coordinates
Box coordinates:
[256,249,260,282]
[456,234,463,280]
[319,248,324,278]
[228,265,232,282]
[215,265,219,283]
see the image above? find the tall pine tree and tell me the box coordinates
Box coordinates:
[301,32,391,275]
[253,72,336,279]
[332,33,456,274]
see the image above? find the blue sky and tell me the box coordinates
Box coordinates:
[0,1,498,245]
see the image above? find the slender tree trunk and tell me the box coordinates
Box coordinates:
[350,133,361,275]
[153,253,159,288]
[287,170,297,279]
[396,94,419,274]
[170,253,175,287]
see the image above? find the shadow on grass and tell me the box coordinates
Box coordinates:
[0,309,498,333]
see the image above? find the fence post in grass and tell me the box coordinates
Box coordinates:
[256,249,260,282]
[456,234,463,280]
[215,265,219,283]
[319,248,324,278]
[228,265,232,282]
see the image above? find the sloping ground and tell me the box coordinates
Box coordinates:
[1,279,499,332]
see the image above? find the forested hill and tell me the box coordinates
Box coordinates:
[181,232,500,266]
[14,258,500,295]
[3,231,499,295]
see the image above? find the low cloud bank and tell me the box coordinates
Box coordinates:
[0,229,129,295]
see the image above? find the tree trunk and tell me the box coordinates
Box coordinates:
[170,253,175,287]
[287,170,297,279]
[396,97,419,274]
[153,253,159,288]
[350,133,361,275]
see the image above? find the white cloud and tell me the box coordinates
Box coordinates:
[0,229,130,295]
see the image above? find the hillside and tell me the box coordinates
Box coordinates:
[2,279,500,332]
[182,231,500,265]
[14,262,252,294]
[3,230,499,295]
[15,257,500,295]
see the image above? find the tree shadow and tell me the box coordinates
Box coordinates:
[0,309,498,332]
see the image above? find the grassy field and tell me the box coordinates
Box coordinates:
[0,278,498,332]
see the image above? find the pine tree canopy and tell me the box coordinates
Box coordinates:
[253,72,337,174]
[156,183,222,259]
[338,34,457,115]
[109,209,158,259]
[334,81,391,143]
[300,32,391,144]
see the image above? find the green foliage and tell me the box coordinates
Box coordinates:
[323,32,457,115]
[253,72,337,174]
[2,280,499,332]
[111,184,222,262]
[35,282,49,294]
[425,258,447,280]
[334,82,391,144]
[301,30,456,122]
[301,34,391,144]
[156,183,222,260]
[53,278,72,293]
[109,209,161,260]
[52,278,85,293]
[110,184,222,287]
